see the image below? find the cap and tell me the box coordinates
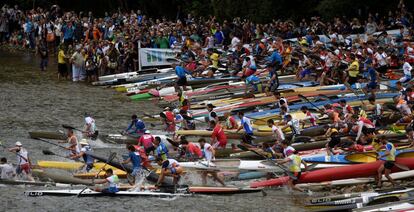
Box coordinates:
[15,141,22,146]
[163,107,170,111]
[144,130,151,134]
[79,139,89,146]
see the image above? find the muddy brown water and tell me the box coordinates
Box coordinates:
[0,50,306,211]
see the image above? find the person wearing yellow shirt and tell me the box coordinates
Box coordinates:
[206,48,220,78]
[376,136,397,188]
[57,45,69,80]
[277,148,308,193]
[346,54,360,86]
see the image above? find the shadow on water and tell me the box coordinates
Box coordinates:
[0,50,305,211]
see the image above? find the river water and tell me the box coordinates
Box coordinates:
[0,50,306,211]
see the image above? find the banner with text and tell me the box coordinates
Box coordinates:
[139,48,181,67]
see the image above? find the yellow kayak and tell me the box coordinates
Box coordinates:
[37,161,121,172]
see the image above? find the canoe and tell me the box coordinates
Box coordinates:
[250,158,414,188]
[24,188,193,198]
[32,169,93,185]
[29,131,66,140]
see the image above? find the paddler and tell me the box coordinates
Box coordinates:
[245,74,263,95]
[173,61,192,91]
[362,58,379,98]
[198,138,226,186]
[206,103,219,124]
[155,158,183,186]
[300,106,319,127]
[236,111,255,145]
[0,157,16,180]
[267,119,285,143]
[324,127,342,156]
[160,107,176,133]
[277,148,308,193]
[70,139,94,172]
[179,109,196,130]
[376,136,397,188]
[122,144,144,185]
[125,114,146,137]
[153,136,169,161]
[339,99,354,121]
[8,142,34,181]
[84,113,97,138]
[367,96,383,126]
[394,96,413,126]
[223,112,238,130]
[177,89,190,111]
[350,114,376,144]
[281,114,301,143]
[59,129,80,157]
[272,91,289,111]
[137,130,155,155]
[178,136,203,161]
[210,120,228,149]
[94,168,119,193]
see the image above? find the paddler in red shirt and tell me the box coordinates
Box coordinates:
[178,136,203,161]
[223,112,239,130]
[160,107,176,133]
[210,120,228,149]
[137,130,155,155]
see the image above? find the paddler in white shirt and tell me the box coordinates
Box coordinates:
[198,138,225,186]
[84,113,97,138]
[0,157,16,180]
[8,142,34,181]
[94,168,120,193]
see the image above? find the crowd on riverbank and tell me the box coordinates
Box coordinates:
[0,2,413,83]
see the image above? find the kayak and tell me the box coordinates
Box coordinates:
[250,158,414,188]
[353,199,414,212]
[24,188,193,198]
[188,186,262,194]
[130,92,154,101]
[298,170,414,188]
[28,131,137,144]
[37,161,109,170]
[303,149,414,164]
[32,169,93,185]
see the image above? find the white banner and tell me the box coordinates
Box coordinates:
[139,48,181,67]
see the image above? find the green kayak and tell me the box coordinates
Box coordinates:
[130,93,154,101]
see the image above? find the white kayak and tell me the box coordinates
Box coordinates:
[98,68,172,82]
[180,159,347,172]
[24,188,192,197]
[353,200,414,212]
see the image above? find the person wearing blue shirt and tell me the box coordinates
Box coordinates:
[173,63,192,91]
[267,49,283,92]
[122,145,143,185]
[363,58,379,97]
[125,114,146,137]
[245,75,262,94]
[25,18,35,49]
[214,30,224,45]
[236,111,255,145]
[153,136,169,161]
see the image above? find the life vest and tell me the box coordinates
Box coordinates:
[133,145,150,168]
[385,142,396,161]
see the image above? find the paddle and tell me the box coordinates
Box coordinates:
[34,138,67,149]
[237,144,298,179]
[62,124,99,139]
[297,94,324,114]
[42,149,67,159]
[77,152,117,197]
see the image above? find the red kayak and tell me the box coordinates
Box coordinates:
[250,158,414,188]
